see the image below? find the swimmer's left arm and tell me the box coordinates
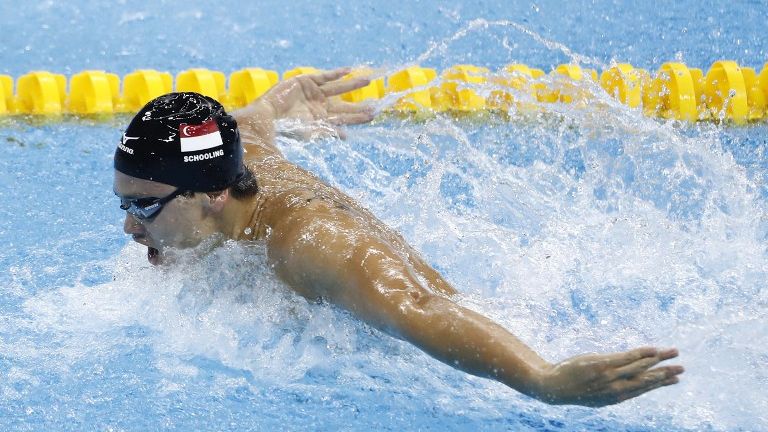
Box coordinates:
[233,68,374,159]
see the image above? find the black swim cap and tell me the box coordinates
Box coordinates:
[114,92,244,192]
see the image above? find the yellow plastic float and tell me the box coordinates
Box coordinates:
[538,64,594,104]
[750,62,768,120]
[0,75,12,114]
[740,67,765,121]
[176,68,226,102]
[68,70,120,114]
[340,68,385,103]
[758,62,768,102]
[643,62,700,121]
[435,64,489,111]
[122,69,173,112]
[16,71,67,114]
[488,64,544,111]
[704,60,749,124]
[228,68,279,108]
[600,63,644,108]
[386,66,437,111]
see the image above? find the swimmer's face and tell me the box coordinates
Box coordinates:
[113,170,226,265]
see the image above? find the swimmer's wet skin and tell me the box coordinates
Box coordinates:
[113,68,684,407]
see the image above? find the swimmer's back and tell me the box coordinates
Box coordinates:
[242,140,457,297]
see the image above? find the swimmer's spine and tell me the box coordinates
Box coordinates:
[1,62,767,124]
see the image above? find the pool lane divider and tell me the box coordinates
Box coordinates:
[1,61,767,124]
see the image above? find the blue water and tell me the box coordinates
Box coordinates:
[1,1,767,431]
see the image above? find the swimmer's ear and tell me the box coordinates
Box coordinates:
[204,189,229,213]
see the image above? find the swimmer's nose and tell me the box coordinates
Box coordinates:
[123,213,145,235]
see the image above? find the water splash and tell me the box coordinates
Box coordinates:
[416,18,606,68]
[2,17,767,432]
[275,39,768,427]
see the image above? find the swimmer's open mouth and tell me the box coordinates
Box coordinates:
[148,246,160,265]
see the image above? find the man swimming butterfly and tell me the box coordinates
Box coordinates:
[113,68,683,407]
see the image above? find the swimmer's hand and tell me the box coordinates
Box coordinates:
[234,67,374,156]
[260,67,375,140]
[533,347,683,407]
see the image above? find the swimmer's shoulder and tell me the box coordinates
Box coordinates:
[270,187,354,216]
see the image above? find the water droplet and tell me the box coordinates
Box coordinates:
[244,227,252,235]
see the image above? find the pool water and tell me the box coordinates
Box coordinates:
[1,1,767,431]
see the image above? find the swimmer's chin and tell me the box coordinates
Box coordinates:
[148,246,161,265]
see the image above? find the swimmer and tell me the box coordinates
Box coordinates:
[113,68,683,407]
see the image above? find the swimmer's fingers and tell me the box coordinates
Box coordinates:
[602,346,667,367]
[611,349,680,379]
[320,76,372,98]
[308,67,352,85]
[328,100,374,125]
[328,112,375,126]
[325,97,374,124]
[617,376,680,403]
[613,367,683,402]
[540,349,682,407]
[329,99,372,114]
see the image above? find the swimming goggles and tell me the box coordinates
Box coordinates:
[119,188,186,220]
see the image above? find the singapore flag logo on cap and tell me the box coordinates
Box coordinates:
[179,119,223,153]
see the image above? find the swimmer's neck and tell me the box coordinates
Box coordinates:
[218,189,269,242]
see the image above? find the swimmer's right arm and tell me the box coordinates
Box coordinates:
[233,97,281,158]
[233,68,374,159]
[267,209,684,407]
